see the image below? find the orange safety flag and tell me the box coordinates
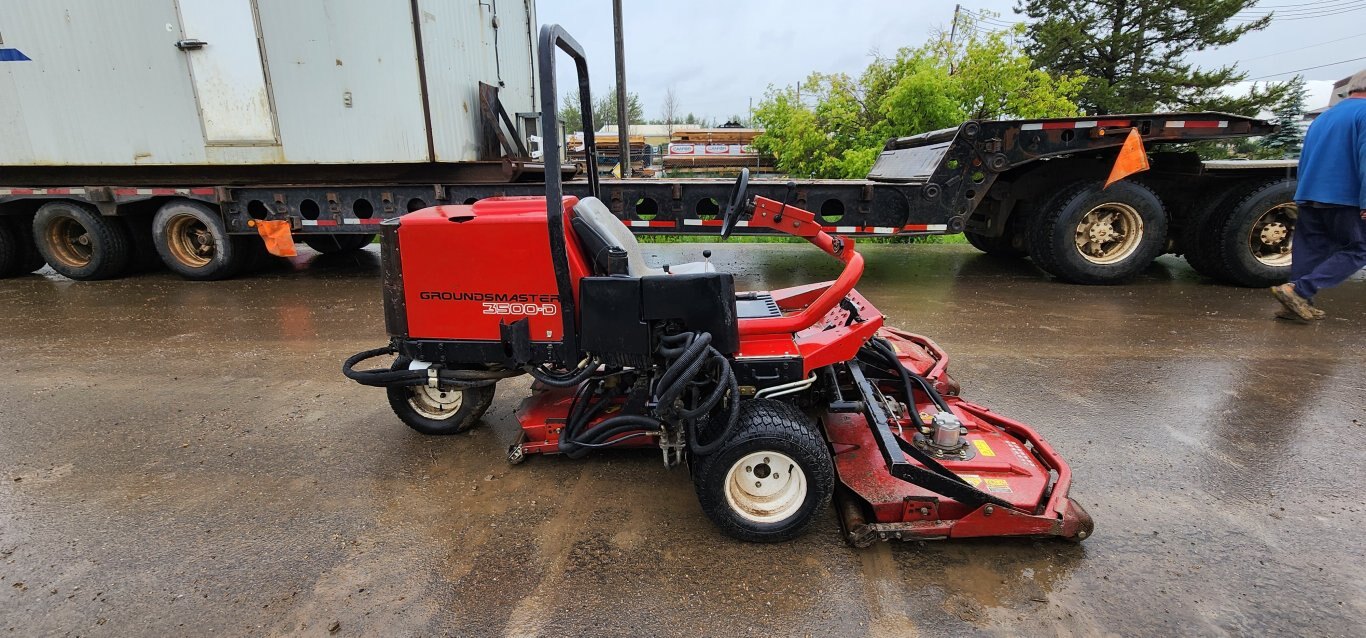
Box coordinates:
[251,219,297,257]
[1104,128,1150,189]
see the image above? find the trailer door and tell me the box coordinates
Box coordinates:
[175,0,276,144]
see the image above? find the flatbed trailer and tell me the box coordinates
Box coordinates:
[1,110,1293,286]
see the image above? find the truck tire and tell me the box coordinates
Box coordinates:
[1178,186,1240,280]
[302,233,375,254]
[692,399,834,543]
[152,201,247,281]
[124,214,165,273]
[385,357,495,435]
[964,209,1028,258]
[0,219,21,277]
[1026,180,1168,284]
[1210,179,1296,288]
[32,202,132,280]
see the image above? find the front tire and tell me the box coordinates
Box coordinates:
[692,399,834,543]
[33,202,132,280]
[1026,180,1168,284]
[152,201,248,280]
[385,357,495,435]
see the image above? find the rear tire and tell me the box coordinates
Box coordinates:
[1026,180,1168,284]
[964,209,1028,258]
[692,399,834,543]
[33,202,132,280]
[152,201,246,281]
[1211,179,1296,288]
[1178,186,1239,280]
[386,356,496,435]
[0,219,22,277]
[302,234,375,254]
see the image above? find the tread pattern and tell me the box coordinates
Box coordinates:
[1211,179,1296,288]
[1179,185,1243,279]
[0,219,19,277]
[34,202,132,280]
[1026,179,1167,284]
[692,399,834,543]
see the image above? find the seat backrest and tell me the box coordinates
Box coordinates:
[571,197,659,277]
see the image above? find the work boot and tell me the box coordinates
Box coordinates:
[1270,283,1318,321]
[1274,306,1326,321]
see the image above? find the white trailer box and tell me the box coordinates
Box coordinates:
[0,0,537,167]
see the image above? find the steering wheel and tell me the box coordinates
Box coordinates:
[719,168,750,239]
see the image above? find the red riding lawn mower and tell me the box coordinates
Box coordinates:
[343,25,1093,546]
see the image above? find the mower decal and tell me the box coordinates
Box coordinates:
[959,474,983,488]
[973,439,996,457]
[984,478,1012,493]
[0,49,31,62]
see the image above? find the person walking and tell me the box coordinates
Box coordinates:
[1271,69,1366,321]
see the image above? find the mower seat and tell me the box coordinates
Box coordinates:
[571,197,714,276]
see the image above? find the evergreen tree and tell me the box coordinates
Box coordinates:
[1260,75,1307,158]
[1017,0,1289,115]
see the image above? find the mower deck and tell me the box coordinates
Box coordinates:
[826,329,1093,546]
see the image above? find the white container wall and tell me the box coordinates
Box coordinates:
[0,0,536,167]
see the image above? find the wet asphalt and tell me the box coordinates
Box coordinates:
[0,243,1363,637]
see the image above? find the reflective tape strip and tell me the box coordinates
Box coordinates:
[301,219,319,226]
[0,187,87,196]
[683,219,726,227]
[111,187,214,196]
[1020,123,1044,131]
[871,226,896,234]
[834,225,858,233]
[629,220,675,227]
[903,224,949,232]
[1074,120,1098,128]
[1167,121,1185,128]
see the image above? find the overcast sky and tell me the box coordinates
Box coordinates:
[537,0,1365,121]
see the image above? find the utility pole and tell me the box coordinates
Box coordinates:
[612,0,630,178]
[947,3,960,75]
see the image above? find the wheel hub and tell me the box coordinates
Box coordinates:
[1074,203,1144,265]
[165,214,217,268]
[408,384,462,420]
[723,451,807,524]
[1248,203,1295,267]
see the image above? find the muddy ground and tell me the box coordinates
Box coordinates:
[1,243,1363,637]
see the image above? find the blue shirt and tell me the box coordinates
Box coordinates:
[1295,97,1366,210]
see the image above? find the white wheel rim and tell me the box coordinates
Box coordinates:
[408,385,463,420]
[723,451,807,524]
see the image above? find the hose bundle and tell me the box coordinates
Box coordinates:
[857,337,951,413]
[653,332,740,456]
[342,345,522,388]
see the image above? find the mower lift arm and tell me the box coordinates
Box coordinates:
[738,196,865,336]
[845,362,1014,510]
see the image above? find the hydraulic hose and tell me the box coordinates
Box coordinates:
[653,331,741,456]
[861,337,952,414]
[342,345,521,388]
[526,358,600,387]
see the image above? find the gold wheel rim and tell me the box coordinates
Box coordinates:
[1249,203,1295,267]
[1074,202,1144,265]
[165,214,215,268]
[44,216,93,268]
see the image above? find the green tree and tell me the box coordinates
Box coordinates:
[1018,0,1289,114]
[753,14,1082,178]
[1259,75,1307,158]
[558,86,644,133]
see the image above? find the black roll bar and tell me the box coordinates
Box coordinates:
[537,24,598,364]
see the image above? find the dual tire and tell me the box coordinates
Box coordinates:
[1025,180,1169,285]
[1181,179,1295,287]
[0,215,47,278]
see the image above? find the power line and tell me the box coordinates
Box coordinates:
[1249,54,1366,79]
[1239,32,1366,61]
[1232,1,1366,20]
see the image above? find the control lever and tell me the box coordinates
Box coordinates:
[773,181,797,223]
[702,249,712,268]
